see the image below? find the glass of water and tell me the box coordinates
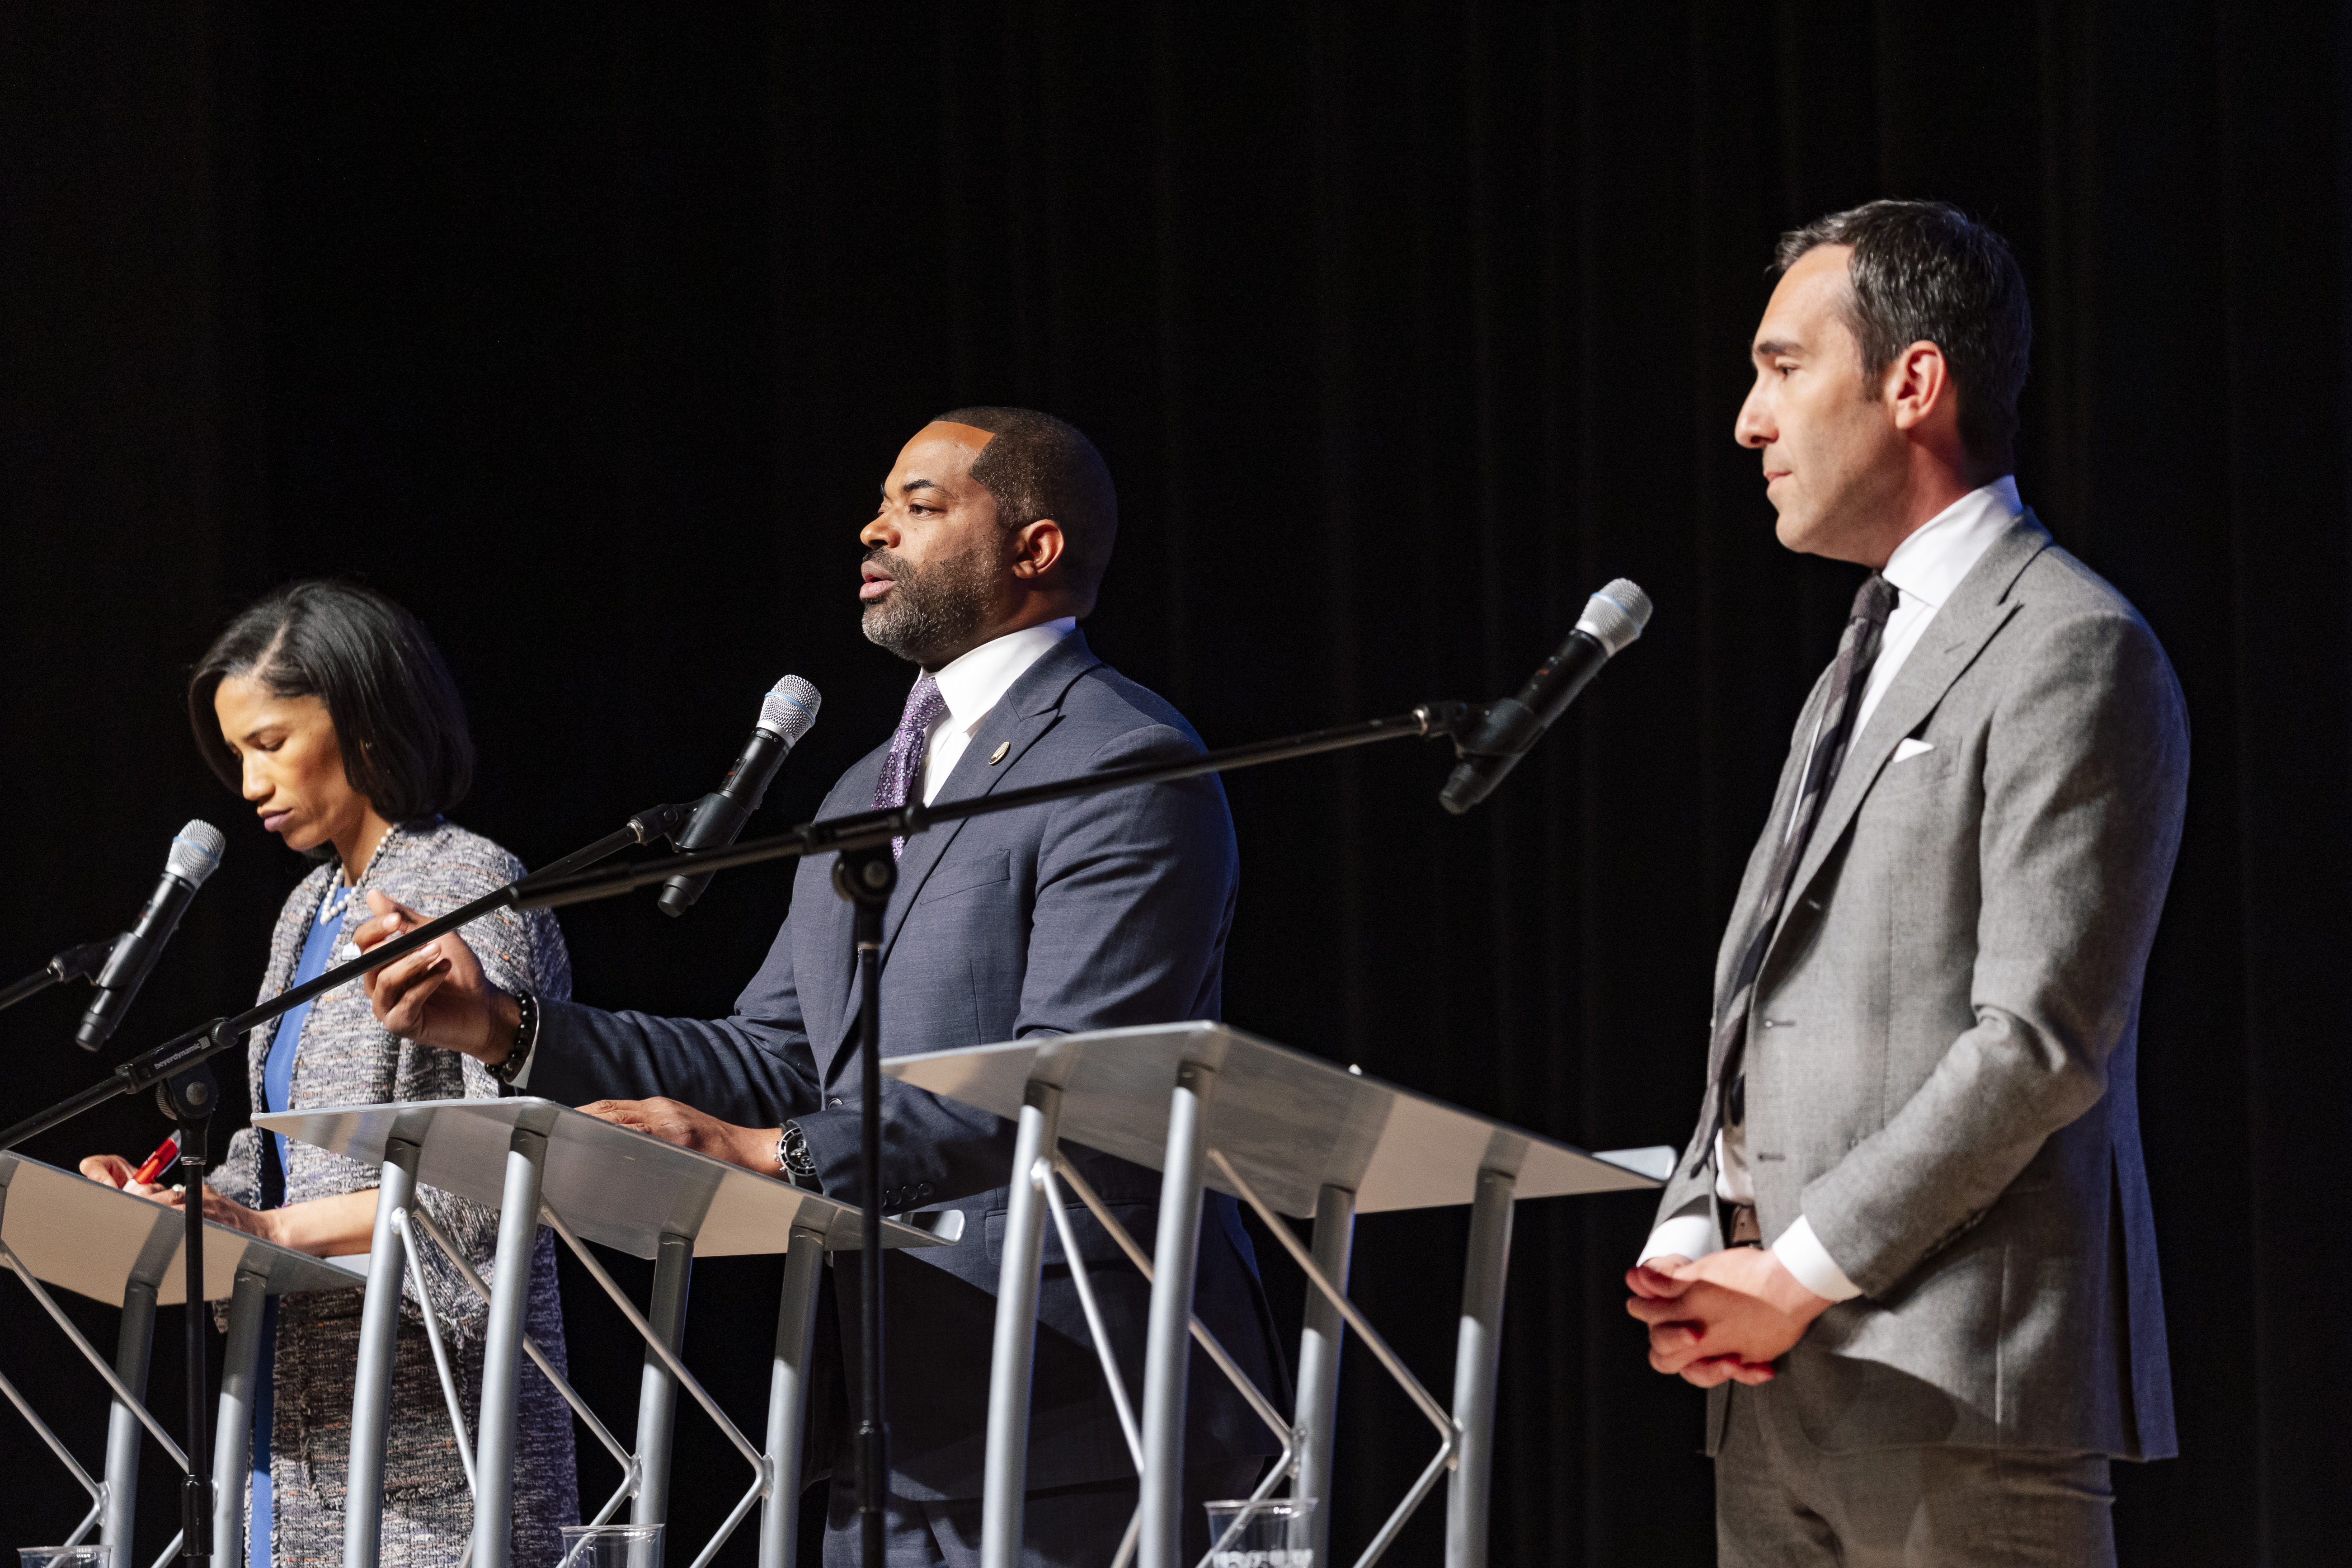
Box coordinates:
[1203,1497,1317,1566]
[556,1525,661,1568]
[22,1550,112,1568]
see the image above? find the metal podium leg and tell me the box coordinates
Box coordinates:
[758,1226,827,1568]
[213,1267,269,1568]
[1444,1168,1516,1568]
[347,1135,421,1568]
[101,1278,158,1550]
[632,1229,695,1550]
[1139,1062,1216,1568]
[470,1125,551,1568]
[981,1079,1063,1568]
[1293,1184,1357,1562]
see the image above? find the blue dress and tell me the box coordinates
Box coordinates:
[247,874,353,1566]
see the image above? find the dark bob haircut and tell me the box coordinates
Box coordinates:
[189,580,474,824]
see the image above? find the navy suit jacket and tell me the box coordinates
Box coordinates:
[534,630,1288,1499]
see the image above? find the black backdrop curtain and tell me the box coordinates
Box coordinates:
[3,4,2346,1563]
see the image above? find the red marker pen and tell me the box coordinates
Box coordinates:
[129,1131,182,1187]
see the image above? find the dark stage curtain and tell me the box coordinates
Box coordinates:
[3,4,2346,1563]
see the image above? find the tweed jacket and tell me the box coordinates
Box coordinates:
[214,819,579,1563]
[1652,514,2188,1459]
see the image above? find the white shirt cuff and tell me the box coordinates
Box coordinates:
[1770,1215,1862,1303]
[1637,1215,1717,1268]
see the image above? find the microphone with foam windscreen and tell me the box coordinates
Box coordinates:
[74,820,227,1050]
[657,676,822,917]
[1439,579,1653,815]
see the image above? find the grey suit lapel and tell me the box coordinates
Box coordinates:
[829,631,1102,1048]
[1777,515,2051,924]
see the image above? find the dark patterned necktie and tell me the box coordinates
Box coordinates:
[1700,573,1899,1172]
[874,673,948,860]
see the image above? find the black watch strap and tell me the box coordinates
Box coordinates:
[776,1120,821,1189]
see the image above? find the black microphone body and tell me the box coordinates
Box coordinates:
[76,821,226,1051]
[1441,579,1653,814]
[658,676,821,917]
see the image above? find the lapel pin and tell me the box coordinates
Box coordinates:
[987,741,1010,766]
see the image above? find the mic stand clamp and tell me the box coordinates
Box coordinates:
[157,1062,218,1566]
[0,940,114,1016]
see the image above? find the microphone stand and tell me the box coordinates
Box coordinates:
[0,697,1521,1568]
[0,942,113,1014]
[0,800,693,1564]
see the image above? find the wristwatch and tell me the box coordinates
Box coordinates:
[776,1120,821,1190]
[486,992,539,1088]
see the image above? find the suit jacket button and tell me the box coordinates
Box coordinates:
[917,1183,934,1198]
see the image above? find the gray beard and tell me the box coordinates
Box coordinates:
[861,541,997,666]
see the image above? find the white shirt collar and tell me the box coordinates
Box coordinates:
[1879,475,2023,611]
[927,618,1078,732]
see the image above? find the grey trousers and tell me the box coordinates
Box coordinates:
[824,1461,1264,1568]
[1716,1384,2116,1567]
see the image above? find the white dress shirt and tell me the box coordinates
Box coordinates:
[1641,478,2024,1298]
[916,618,1079,805]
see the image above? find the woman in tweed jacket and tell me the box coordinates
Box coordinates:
[84,582,577,1564]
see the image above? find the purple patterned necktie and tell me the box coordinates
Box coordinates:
[874,673,948,859]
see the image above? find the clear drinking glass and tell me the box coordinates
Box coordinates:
[21,1549,113,1568]
[1202,1497,1317,1566]
[556,1525,662,1568]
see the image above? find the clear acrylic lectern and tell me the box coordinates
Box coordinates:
[259,1097,951,1568]
[0,1150,362,1564]
[884,1021,1669,1568]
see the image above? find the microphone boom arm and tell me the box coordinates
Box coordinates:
[0,701,1489,1154]
[0,801,696,1155]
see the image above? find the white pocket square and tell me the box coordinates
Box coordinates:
[1893,737,1936,762]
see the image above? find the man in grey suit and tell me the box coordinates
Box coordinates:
[1624,202,2188,1564]
[361,409,1284,1566]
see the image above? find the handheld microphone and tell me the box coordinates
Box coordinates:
[75,820,227,1050]
[1440,579,1653,815]
[657,676,822,917]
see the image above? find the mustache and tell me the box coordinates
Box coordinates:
[863,544,914,579]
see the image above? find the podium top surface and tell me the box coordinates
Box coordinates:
[0,1154,363,1308]
[258,1097,947,1261]
[883,1022,1661,1219]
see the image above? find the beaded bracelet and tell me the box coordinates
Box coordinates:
[489,991,539,1086]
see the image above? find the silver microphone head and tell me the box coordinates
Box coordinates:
[757,675,822,745]
[166,819,227,886]
[1575,579,1653,656]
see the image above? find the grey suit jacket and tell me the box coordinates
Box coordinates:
[1653,514,2187,1459]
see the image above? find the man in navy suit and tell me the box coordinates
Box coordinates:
[360,409,1284,1566]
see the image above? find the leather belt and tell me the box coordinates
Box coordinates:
[1728,1203,1764,1247]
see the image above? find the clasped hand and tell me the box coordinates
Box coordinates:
[1624,1247,1832,1387]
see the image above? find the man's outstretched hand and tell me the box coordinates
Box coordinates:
[355,890,518,1063]
[576,1097,782,1177]
[1625,1247,1833,1387]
